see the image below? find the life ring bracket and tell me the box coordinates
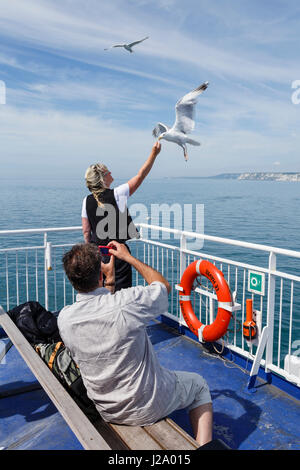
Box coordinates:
[175,284,241,313]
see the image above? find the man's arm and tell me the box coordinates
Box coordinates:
[108,241,171,294]
[100,254,115,294]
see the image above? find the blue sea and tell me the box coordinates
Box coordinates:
[1,176,299,263]
[0,177,299,368]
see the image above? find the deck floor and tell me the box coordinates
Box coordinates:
[1,320,299,450]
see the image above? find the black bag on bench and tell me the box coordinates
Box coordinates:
[8,301,60,344]
[7,301,99,423]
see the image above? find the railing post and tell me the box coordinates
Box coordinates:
[265,251,276,380]
[179,233,187,326]
[139,226,143,241]
[45,242,52,271]
[179,233,186,279]
[44,233,49,311]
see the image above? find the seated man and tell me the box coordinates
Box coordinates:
[58,241,212,446]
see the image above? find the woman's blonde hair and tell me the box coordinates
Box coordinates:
[85,163,108,207]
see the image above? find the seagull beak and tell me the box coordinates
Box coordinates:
[158,136,162,141]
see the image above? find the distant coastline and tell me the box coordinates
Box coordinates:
[175,172,300,181]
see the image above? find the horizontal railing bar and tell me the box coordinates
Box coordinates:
[180,247,269,272]
[1,223,299,259]
[52,244,76,249]
[138,224,300,259]
[137,240,300,283]
[181,248,300,283]
[138,238,181,252]
[267,363,300,386]
[1,240,300,283]
[0,226,82,236]
[271,270,300,283]
[0,245,45,253]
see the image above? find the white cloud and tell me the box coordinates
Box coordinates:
[0,104,157,177]
[0,0,299,85]
[1,97,299,180]
[1,0,300,177]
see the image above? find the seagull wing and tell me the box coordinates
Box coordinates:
[104,44,125,50]
[152,122,169,138]
[128,36,149,48]
[173,82,209,134]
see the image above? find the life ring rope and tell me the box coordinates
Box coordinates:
[179,259,233,342]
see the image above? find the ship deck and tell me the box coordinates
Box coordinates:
[0,319,299,450]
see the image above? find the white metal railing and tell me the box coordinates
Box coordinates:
[0,224,300,389]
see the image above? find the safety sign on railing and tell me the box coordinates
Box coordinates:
[248,270,265,296]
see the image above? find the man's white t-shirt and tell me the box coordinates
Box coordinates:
[81,183,130,218]
[57,282,175,425]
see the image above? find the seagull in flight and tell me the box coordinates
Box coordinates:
[152,82,209,161]
[104,36,149,53]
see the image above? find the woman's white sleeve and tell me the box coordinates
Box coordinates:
[81,196,88,218]
[114,183,130,212]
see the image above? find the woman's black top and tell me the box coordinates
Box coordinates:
[86,189,139,291]
[86,189,139,245]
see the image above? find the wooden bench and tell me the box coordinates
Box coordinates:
[0,306,198,451]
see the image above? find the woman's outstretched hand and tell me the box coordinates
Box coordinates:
[127,141,162,196]
[152,141,161,157]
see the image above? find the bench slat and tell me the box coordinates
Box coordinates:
[0,308,111,450]
[93,418,129,450]
[144,419,198,450]
[165,418,199,447]
[109,423,162,450]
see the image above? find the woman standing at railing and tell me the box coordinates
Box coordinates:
[81,142,161,292]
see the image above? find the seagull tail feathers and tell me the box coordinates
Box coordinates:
[186,138,201,146]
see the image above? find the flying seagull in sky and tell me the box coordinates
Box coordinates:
[152,82,209,161]
[104,36,149,53]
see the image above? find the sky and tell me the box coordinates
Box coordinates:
[0,0,300,179]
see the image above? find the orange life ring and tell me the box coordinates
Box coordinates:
[179,260,233,342]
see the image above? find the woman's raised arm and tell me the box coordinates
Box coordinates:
[127,142,161,196]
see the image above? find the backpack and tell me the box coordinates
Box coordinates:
[7,301,60,344]
[34,341,99,423]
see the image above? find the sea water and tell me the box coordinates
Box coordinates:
[1,176,299,249]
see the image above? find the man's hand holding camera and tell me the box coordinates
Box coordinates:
[107,241,170,293]
[100,250,115,293]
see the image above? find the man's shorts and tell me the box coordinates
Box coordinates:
[163,370,212,416]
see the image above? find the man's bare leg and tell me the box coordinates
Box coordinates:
[189,402,213,446]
